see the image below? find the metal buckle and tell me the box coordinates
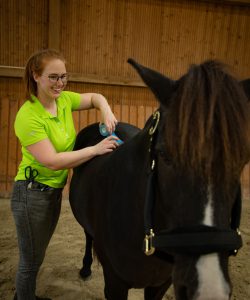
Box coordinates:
[149,111,160,136]
[144,229,155,256]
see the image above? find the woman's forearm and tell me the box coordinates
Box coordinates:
[46,146,97,170]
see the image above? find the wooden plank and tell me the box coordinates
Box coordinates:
[129,105,137,127]
[0,96,9,193]
[137,105,145,129]
[121,104,129,123]
[88,109,97,125]
[48,0,61,50]
[79,110,88,132]
[113,104,121,123]
[145,106,153,123]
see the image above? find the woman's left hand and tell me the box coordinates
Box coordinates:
[101,108,118,134]
[78,93,118,133]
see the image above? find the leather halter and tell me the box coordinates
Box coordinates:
[143,111,243,257]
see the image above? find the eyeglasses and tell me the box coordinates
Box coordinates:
[42,73,68,84]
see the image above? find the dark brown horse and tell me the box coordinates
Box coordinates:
[69,59,250,300]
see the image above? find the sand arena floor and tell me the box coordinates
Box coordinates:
[0,198,249,300]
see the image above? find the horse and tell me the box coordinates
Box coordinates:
[69,59,250,300]
[70,122,141,279]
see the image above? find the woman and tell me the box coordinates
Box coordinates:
[11,49,119,300]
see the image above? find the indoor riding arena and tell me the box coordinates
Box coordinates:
[0,0,250,299]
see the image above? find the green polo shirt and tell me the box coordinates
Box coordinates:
[14,91,81,188]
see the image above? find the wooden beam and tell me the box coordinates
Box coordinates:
[199,0,250,5]
[0,66,24,78]
[69,72,145,87]
[0,66,145,88]
[48,0,61,49]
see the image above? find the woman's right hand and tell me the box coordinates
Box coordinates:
[26,136,120,170]
[93,136,119,155]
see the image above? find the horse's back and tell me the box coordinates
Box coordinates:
[73,122,140,150]
[69,122,140,232]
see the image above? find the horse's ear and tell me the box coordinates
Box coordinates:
[128,58,176,105]
[241,79,250,101]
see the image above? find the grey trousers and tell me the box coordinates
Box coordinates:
[11,180,62,300]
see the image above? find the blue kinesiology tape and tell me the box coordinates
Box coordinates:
[99,123,123,145]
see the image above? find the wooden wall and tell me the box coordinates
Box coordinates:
[0,0,250,197]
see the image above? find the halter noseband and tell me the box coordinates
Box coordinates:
[143,110,243,257]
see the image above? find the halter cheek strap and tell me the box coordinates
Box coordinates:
[143,111,160,256]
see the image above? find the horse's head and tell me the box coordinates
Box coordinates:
[128,59,250,300]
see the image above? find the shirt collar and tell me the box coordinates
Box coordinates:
[30,94,66,119]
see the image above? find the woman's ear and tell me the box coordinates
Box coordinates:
[33,72,39,82]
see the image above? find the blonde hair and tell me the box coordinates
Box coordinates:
[24,49,66,101]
